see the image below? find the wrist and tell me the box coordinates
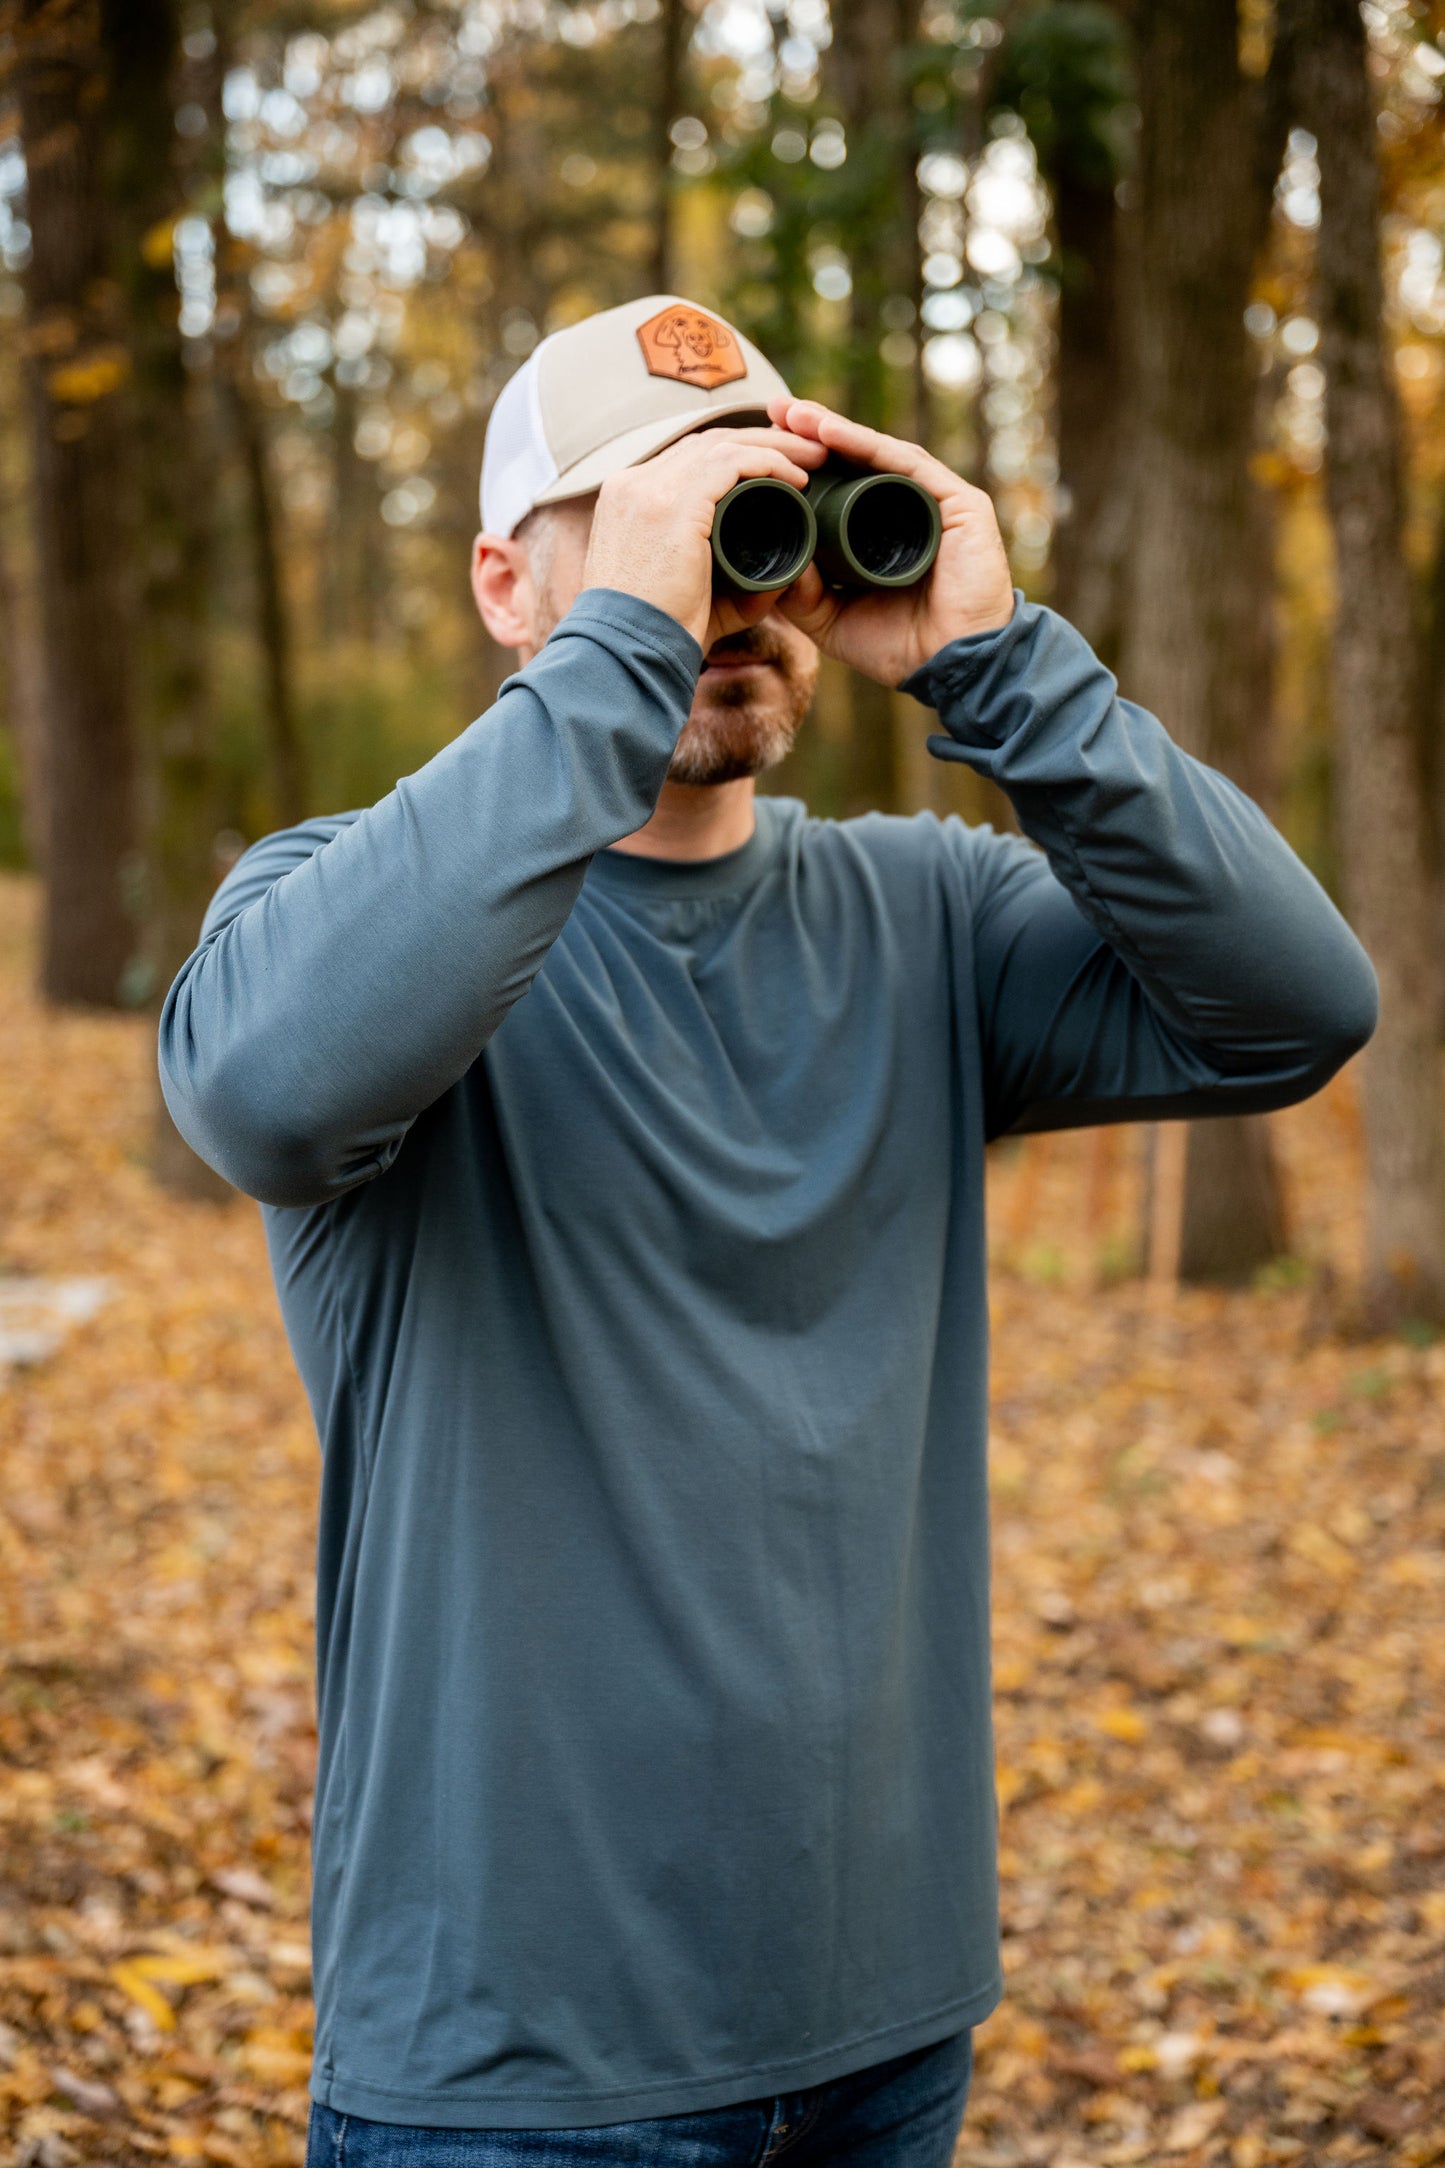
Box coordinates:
[900,589,1031,706]
[936,592,1017,647]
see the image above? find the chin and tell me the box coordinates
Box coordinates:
[665,675,808,787]
[666,712,799,787]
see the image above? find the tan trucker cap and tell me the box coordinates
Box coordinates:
[479,295,791,538]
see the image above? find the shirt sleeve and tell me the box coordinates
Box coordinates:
[901,598,1379,1141]
[158,591,703,1205]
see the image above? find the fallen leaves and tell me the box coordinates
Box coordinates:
[968,1096,1445,2165]
[0,880,316,2164]
[1,872,1442,2167]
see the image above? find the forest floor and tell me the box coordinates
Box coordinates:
[0,870,1442,2168]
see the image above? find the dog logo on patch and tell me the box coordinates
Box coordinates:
[636,305,747,390]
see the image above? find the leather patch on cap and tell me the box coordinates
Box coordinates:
[636,305,747,390]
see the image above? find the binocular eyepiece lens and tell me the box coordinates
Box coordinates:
[838,479,938,584]
[712,479,817,595]
[808,466,944,590]
[710,458,941,594]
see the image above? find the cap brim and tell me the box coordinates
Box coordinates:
[531,400,774,508]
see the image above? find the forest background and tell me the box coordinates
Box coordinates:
[0,0,1444,1314]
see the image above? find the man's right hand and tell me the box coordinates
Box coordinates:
[580,425,826,653]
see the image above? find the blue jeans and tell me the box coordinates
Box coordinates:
[305,2032,973,2166]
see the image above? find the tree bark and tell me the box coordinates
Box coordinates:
[1289,0,1445,1324]
[228,372,306,831]
[99,0,232,1198]
[649,0,686,296]
[1122,0,1288,1283]
[0,355,48,868]
[14,0,139,1005]
[1051,165,1128,656]
[997,3,1134,655]
[824,0,924,816]
[1419,501,1445,982]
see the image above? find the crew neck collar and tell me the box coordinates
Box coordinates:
[589,796,784,901]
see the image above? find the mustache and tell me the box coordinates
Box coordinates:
[704,624,796,671]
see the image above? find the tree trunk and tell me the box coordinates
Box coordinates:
[1419,502,1445,988]
[1122,0,1287,1283]
[649,0,686,296]
[994,0,1134,655]
[0,354,48,868]
[824,0,924,816]
[14,0,139,1005]
[100,0,232,1198]
[1052,167,1128,657]
[228,372,306,830]
[1289,0,1445,1325]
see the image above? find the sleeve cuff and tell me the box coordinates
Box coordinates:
[549,588,706,696]
[901,596,1122,765]
[900,591,1040,729]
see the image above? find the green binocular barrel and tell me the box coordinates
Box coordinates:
[709,462,941,592]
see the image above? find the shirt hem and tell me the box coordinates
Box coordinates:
[310,1972,1003,2131]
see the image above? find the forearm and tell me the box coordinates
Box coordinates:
[907,600,1378,1085]
[159,592,701,1204]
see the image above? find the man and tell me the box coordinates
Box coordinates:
[159,296,1377,2167]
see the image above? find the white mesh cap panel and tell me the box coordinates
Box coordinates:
[478,349,558,538]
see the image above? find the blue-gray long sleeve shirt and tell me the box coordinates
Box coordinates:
[158,592,1376,2129]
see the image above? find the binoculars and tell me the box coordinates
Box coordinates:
[711,457,942,595]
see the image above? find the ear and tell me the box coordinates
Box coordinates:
[471,533,537,656]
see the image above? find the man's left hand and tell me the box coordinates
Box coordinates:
[764,398,1015,687]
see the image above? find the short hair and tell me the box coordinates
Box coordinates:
[514,494,597,583]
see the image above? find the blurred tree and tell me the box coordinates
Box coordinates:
[12,0,139,1005]
[823,0,925,816]
[1123,0,1290,1284]
[229,364,306,827]
[1288,0,1445,1325]
[101,0,235,1196]
[996,2,1132,652]
[650,0,687,294]
[0,342,46,866]
[1425,495,1445,934]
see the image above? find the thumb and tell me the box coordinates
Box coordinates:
[774,563,837,644]
[707,587,782,644]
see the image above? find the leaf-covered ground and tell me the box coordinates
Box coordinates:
[1,873,1441,2168]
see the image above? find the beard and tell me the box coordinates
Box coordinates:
[666,621,816,787]
[528,552,816,788]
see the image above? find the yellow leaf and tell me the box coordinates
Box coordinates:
[1387,1549,1445,1586]
[1284,1963,1373,2017]
[1289,1523,1357,1577]
[1097,1705,1148,1743]
[1130,1882,1173,1909]
[237,2026,312,2084]
[141,217,177,269]
[47,350,130,405]
[110,1961,177,2031]
[130,1949,229,1988]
